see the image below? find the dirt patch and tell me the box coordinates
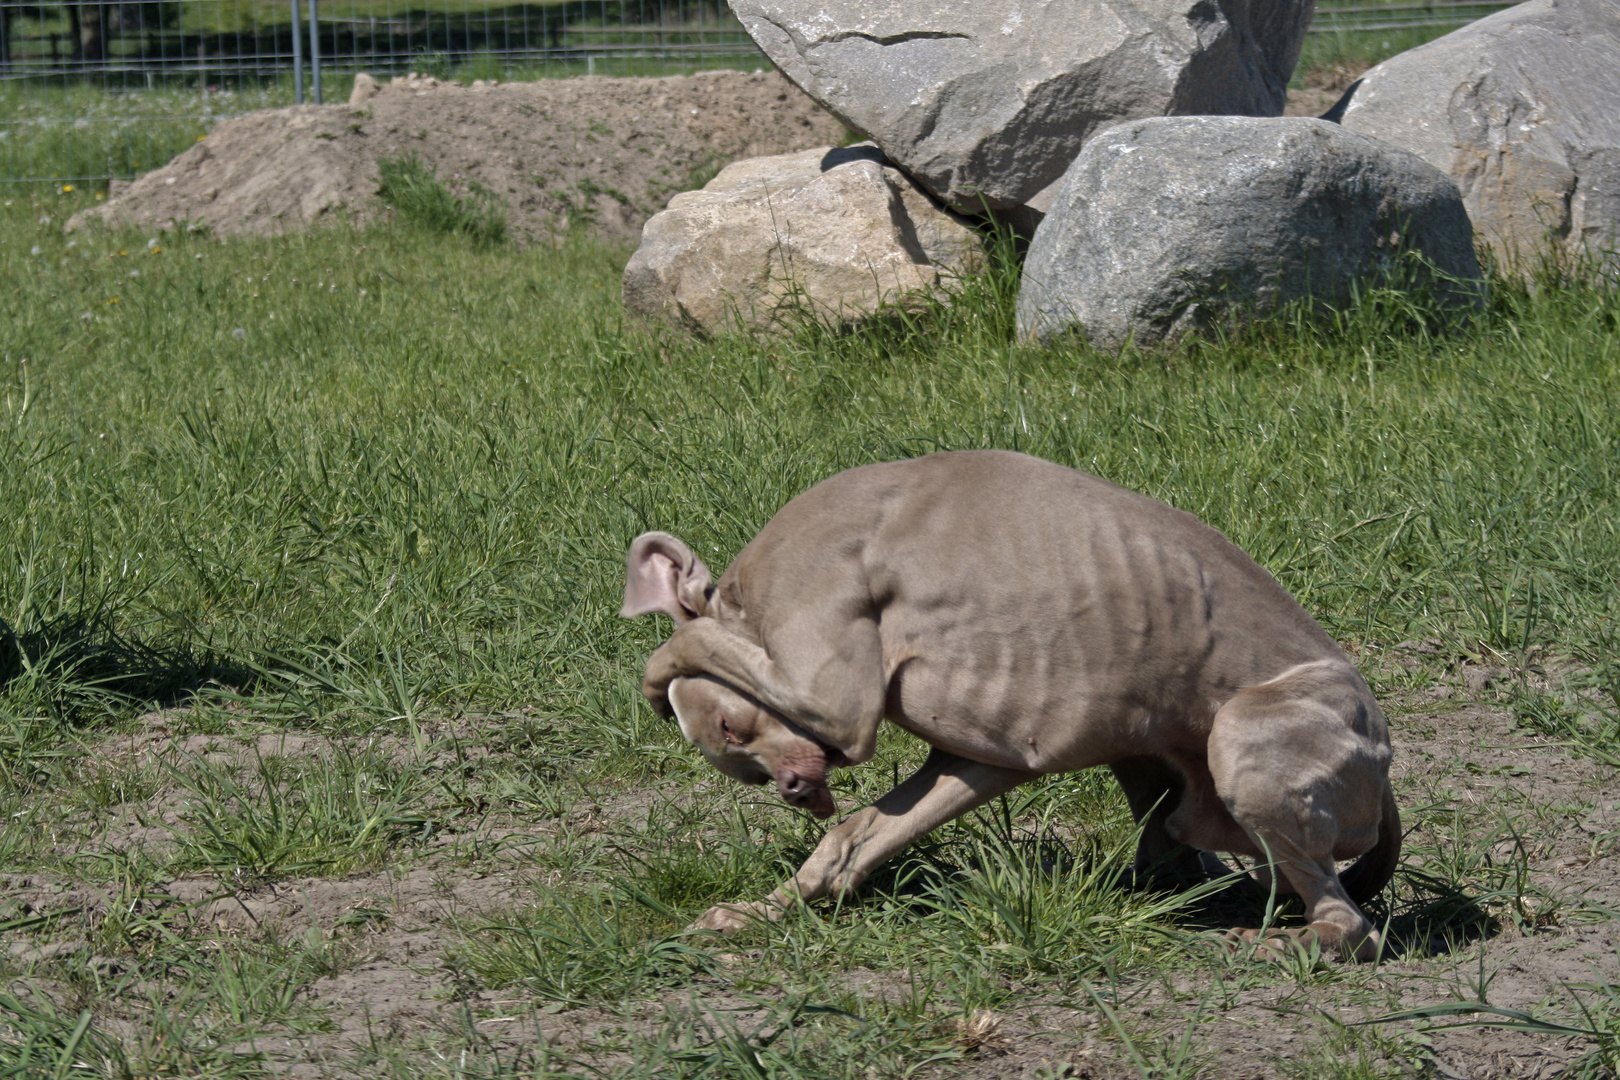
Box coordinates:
[69,70,847,245]
[4,867,532,1075]
[186,868,528,1066]
[6,676,1616,1077]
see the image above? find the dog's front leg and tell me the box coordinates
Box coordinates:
[691,748,1034,934]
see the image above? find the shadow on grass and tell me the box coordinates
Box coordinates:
[0,607,257,713]
[1137,856,1501,962]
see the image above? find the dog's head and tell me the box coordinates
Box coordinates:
[667,674,847,819]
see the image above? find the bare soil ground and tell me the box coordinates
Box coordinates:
[69,70,846,244]
[5,661,1615,1077]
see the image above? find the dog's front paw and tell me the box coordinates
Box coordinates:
[687,901,778,935]
[1219,922,1377,963]
[1220,926,1314,960]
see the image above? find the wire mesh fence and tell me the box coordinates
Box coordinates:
[1307,0,1516,32]
[1,0,760,183]
[2,0,1521,186]
[0,0,760,86]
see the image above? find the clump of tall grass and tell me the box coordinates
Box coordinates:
[376,154,508,246]
[457,890,718,1006]
[167,743,439,881]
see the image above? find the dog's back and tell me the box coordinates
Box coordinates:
[723,450,1362,774]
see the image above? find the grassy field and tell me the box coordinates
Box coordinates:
[2,163,1619,1079]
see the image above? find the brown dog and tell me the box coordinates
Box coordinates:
[624,450,1400,960]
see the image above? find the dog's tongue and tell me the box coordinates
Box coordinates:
[801,745,845,818]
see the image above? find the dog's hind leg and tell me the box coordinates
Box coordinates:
[1109,756,1208,889]
[1205,661,1396,962]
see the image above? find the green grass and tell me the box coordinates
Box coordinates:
[0,81,263,184]
[1291,23,1473,86]
[1,186,1618,1076]
[377,155,509,247]
[2,185,1617,825]
[11,193,1616,739]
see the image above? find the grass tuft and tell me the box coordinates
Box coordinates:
[376,154,508,247]
[166,743,438,880]
[456,891,716,1007]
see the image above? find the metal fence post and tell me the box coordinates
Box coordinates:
[291,0,305,103]
[308,0,323,105]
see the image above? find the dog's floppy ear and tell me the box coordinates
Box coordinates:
[621,531,714,623]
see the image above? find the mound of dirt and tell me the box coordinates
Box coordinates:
[70,69,847,244]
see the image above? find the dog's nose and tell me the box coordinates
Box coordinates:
[777,769,819,807]
[777,770,806,799]
[777,769,836,819]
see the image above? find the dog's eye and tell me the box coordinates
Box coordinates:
[720,716,741,745]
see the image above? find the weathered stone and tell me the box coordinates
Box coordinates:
[730,0,1313,215]
[1332,0,1620,272]
[623,145,982,336]
[348,72,380,108]
[1017,117,1481,349]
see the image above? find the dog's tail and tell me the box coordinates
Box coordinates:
[1338,779,1402,905]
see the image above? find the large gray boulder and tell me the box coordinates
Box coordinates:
[1017,117,1482,349]
[1332,0,1620,272]
[730,0,1313,216]
[624,145,981,336]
